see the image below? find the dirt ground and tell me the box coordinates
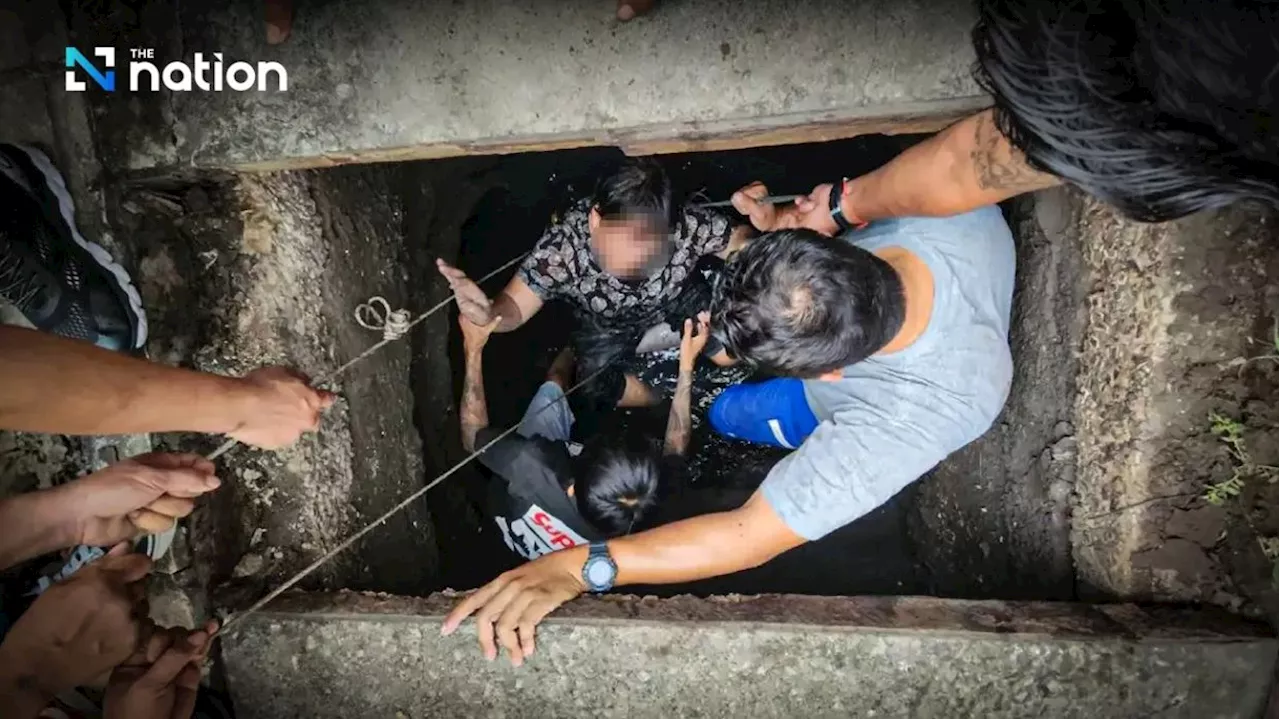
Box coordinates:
[1137,211,1279,623]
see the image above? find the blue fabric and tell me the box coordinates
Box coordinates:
[708,378,820,450]
[518,381,575,442]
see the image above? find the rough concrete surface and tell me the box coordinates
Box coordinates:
[221,591,1276,719]
[907,192,1086,601]
[118,166,437,612]
[74,0,986,170]
[1070,197,1279,619]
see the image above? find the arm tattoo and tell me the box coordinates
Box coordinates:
[663,369,694,457]
[459,349,489,453]
[969,110,1058,193]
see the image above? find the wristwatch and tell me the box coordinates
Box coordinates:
[829,177,866,232]
[581,541,618,593]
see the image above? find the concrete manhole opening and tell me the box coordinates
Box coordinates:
[119,129,1277,619]
[116,130,1275,719]
[127,132,1092,607]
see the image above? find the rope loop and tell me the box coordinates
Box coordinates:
[354,296,412,341]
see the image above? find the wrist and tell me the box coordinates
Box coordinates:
[839,176,875,226]
[0,489,81,570]
[199,374,263,436]
[560,545,590,592]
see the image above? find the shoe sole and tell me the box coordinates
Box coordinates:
[6,144,148,348]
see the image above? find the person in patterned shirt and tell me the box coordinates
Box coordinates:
[437,158,747,415]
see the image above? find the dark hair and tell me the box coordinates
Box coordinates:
[591,157,673,229]
[973,0,1277,222]
[574,435,663,538]
[711,229,905,377]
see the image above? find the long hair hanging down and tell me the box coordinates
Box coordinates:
[973,0,1277,222]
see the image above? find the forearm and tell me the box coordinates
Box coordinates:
[459,347,489,452]
[0,326,254,437]
[0,488,78,571]
[490,293,529,333]
[608,504,792,586]
[842,109,1060,222]
[662,368,693,456]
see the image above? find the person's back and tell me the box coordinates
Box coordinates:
[711,208,1016,540]
[805,207,1014,445]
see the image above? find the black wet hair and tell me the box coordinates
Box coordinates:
[973,0,1277,222]
[711,229,905,377]
[591,157,674,229]
[574,434,663,538]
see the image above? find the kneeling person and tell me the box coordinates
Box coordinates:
[458,313,710,560]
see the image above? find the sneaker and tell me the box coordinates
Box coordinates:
[0,143,146,351]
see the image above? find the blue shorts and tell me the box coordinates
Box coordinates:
[708,378,820,449]
[519,381,575,442]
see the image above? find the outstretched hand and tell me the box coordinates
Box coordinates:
[441,548,587,667]
[437,258,495,328]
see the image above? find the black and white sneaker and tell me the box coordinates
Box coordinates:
[0,143,146,352]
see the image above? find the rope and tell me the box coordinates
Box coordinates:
[218,364,606,634]
[204,251,529,462]
[354,297,412,341]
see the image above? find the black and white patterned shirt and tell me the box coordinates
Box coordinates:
[518,200,734,324]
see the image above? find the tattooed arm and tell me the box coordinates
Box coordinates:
[664,316,710,457]
[458,317,501,452]
[730,110,1060,235]
[663,367,693,457]
[838,109,1060,222]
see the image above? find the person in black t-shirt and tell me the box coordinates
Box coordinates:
[458,310,709,562]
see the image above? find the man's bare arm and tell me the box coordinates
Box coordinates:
[459,345,489,453]
[0,326,322,442]
[841,109,1060,222]
[662,367,693,456]
[489,277,544,333]
[612,490,805,585]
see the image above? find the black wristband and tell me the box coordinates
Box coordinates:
[829,178,852,233]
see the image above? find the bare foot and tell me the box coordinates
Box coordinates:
[617,0,656,22]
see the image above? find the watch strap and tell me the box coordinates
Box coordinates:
[828,178,868,232]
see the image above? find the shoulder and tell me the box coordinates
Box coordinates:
[537,200,592,248]
[854,206,1013,257]
[677,206,733,249]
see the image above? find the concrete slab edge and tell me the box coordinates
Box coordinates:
[207,96,990,173]
[228,590,1274,643]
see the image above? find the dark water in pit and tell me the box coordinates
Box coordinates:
[448,135,933,596]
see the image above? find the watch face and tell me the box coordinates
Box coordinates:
[585,556,615,589]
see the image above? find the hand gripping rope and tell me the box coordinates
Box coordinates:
[201,251,607,633]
